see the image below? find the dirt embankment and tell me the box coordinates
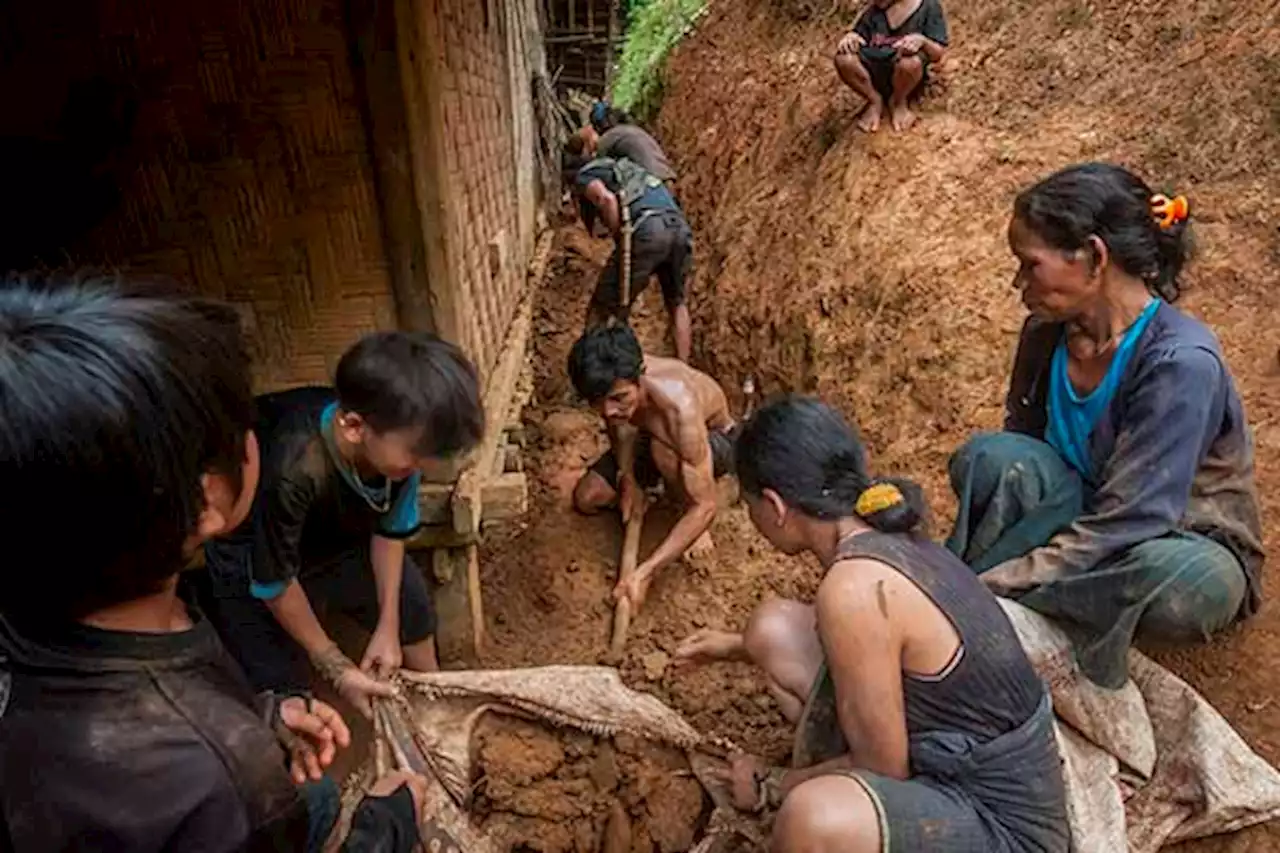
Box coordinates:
[472,0,1280,850]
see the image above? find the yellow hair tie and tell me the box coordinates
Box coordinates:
[856,482,904,517]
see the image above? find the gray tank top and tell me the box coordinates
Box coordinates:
[795,530,1045,765]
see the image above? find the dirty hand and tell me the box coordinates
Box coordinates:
[837,31,865,55]
[978,556,1038,597]
[310,644,397,719]
[673,629,744,669]
[612,567,651,611]
[361,625,403,680]
[727,753,770,812]
[895,33,926,55]
[368,770,430,820]
[279,696,351,783]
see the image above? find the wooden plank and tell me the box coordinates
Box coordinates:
[416,470,528,528]
[344,0,436,333]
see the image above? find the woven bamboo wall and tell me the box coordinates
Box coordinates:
[0,0,395,392]
[412,0,542,382]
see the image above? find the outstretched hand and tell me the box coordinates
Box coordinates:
[673,629,744,670]
[837,31,865,55]
[278,697,351,784]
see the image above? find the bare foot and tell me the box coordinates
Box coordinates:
[857,98,883,133]
[890,102,917,132]
[687,531,716,560]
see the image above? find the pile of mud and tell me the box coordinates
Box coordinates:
[472,716,706,853]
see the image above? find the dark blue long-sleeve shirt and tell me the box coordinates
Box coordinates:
[1002,302,1265,615]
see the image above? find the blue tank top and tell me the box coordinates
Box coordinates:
[1046,299,1160,480]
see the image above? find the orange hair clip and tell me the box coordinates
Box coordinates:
[1150,194,1189,229]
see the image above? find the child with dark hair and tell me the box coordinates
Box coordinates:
[197,331,484,718]
[947,162,1264,689]
[834,0,949,133]
[567,324,736,613]
[675,396,1068,853]
[0,276,448,852]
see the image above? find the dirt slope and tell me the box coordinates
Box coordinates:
[472,0,1280,849]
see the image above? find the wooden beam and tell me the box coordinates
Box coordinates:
[450,233,549,534]
[396,0,461,346]
[416,470,528,529]
[345,0,436,333]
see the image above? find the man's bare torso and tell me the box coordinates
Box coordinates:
[633,355,730,456]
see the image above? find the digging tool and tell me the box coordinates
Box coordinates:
[608,495,647,659]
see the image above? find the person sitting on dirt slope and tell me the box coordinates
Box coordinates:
[193,332,483,719]
[568,324,738,613]
[0,275,447,853]
[946,162,1265,690]
[567,153,695,363]
[674,396,1069,853]
[834,0,949,133]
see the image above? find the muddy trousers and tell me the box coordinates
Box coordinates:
[301,777,341,852]
[945,432,1247,688]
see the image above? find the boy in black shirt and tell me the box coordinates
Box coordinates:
[834,0,950,132]
[198,332,483,717]
[0,276,439,852]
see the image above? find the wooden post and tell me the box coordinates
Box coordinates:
[344,0,436,334]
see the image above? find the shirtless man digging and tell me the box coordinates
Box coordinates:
[568,324,737,613]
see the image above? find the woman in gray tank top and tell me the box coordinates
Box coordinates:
[675,396,1068,852]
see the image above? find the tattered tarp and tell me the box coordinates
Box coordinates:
[334,601,1280,851]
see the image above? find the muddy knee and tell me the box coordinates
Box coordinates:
[743,599,820,684]
[574,471,617,515]
[834,52,867,80]
[773,776,881,853]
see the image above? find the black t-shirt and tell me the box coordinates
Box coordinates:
[206,387,423,600]
[854,0,949,50]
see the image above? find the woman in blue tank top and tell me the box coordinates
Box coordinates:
[946,163,1263,689]
[675,397,1068,852]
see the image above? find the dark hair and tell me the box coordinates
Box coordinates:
[1013,162,1192,302]
[567,324,644,402]
[335,331,483,458]
[735,396,926,534]
[0,274,255,619]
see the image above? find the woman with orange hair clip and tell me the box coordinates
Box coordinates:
[947,163,1264,690]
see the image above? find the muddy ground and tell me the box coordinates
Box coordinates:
[468,0,1280,849]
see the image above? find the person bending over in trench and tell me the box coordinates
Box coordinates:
[576,107,679,196]
[834,0,949,133]
[0,275,447,853]
[194,332,483,719]
[569,324,737,613]
[567,154,695,363]
[945,162,1265,690]
[674,397,1069,853]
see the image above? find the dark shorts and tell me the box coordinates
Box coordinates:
[588,426,737,490]
[192,545,437,693]
[860,46,930,103]
[589,209,693,319]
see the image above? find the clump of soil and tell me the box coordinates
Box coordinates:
[473,716,707,853]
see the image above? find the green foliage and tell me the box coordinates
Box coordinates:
[611,0,706,119]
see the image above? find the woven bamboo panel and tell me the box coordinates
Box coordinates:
[0,0,395,392]
[428,0,532,382]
